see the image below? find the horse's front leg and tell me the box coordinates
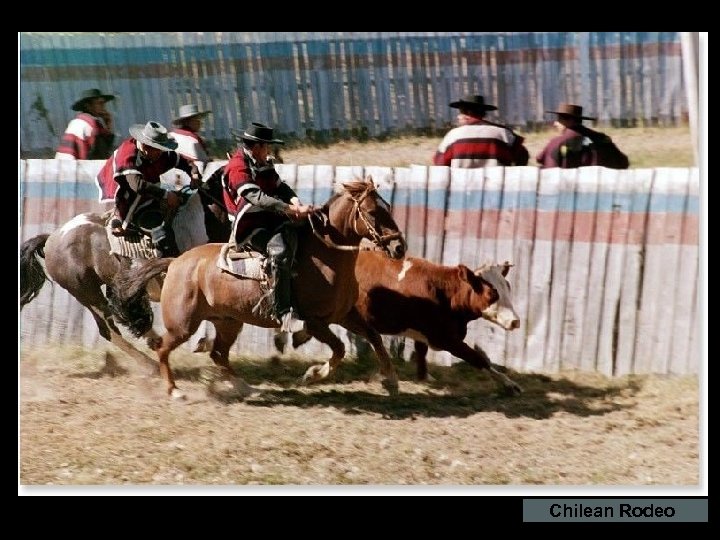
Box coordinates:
[299,320,345,385]
[341,307,399,396]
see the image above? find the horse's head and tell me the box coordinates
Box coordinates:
[325,177,406,259]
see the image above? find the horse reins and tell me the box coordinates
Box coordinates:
[307,187,402,252]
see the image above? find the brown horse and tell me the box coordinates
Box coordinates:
[20,187,229,374]
[113,178,407,399]
[21,213,159,374]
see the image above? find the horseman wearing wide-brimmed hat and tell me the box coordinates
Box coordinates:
[169,103,213,165]
[55,88,117,160]
[95,121,201,256]
[223,122,312,333]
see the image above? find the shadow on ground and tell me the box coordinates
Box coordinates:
[66,352,643,421]
[226,356,640,420]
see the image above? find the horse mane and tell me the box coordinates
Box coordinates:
[321,177,376,211]
[341,177,376,198]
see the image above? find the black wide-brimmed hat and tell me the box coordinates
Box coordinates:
[129,121,178,151]
[546,103,597,121]
[173,104,212,125]
[232,122,284,145]
[449,94,498,113]
[72,88,116,111]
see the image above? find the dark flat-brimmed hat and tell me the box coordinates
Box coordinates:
[129,121,178,151]
[449,95,498,113]
[72,88,116,111]
[546,103,597,121]
[172,104,212,125]
[232,122,284,145]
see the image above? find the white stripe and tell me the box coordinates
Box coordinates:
[59,214,93,235]
[397,259,413,281]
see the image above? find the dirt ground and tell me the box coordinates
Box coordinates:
[19,345,700,487]
[281,126,695,168]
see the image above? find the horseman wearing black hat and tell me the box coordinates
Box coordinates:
[96,121,202,256]
[223,122,312,333]
[434,95,529,167]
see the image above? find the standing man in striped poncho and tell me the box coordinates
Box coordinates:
[55,88,116,160]
[433,95,529,168]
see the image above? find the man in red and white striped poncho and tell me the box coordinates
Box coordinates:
[433,95,529,168]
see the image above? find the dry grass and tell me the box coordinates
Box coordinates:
[20,345,699,487]
[281,126,695,168]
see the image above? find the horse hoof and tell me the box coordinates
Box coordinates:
[193,338,212,353]
[300,364,326,385]
[503,383,523,396]
[291,329,312,349]
[381,379,399,396]
[146,336,162,351]
[170,388,187,400]
[233,380,262,398]
[273,332,288,355]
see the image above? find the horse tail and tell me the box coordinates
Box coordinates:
[20,234,50,309]
[108,258,173,338]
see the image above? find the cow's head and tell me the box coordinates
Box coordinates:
[469,261,520,330]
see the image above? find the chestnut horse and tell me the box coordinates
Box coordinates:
[113,179,407,399]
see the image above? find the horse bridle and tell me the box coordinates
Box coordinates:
[308,187,403,252]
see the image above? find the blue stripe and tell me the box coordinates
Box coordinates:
[22,183,700,215]
[23,182,100,200]
[20,32,681,67]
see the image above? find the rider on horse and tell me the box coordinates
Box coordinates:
[96,121,201,256]
[222,122,312,333]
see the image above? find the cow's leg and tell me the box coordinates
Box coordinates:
[442,340,522,395]
[208,320,259,397]
[299,321,345,385]
[412,341,430,381]
[341,308,399,395]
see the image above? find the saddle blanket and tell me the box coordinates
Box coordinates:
[216,243,268,281]
[105,219,160,260]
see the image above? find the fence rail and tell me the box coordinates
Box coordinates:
[20,32,687,155]
[19,160,700,376]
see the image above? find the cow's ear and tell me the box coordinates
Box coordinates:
[502,261,514,277]
[457,265,474,284]
[459,265,486,291]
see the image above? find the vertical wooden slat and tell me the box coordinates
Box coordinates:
[595,168,632,376]
[579,167,619,374]
[508,166,539,372]
[615,169,654,375]
[543,168,578,373]
[406,165,428,258]
[669,168,700,374]
[424,166,450,264]
[525,166,558,372]
[559,166,598,371]
[649,168,691,373]
[633,169,679,373]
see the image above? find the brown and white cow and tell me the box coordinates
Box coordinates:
[287,250,522,395]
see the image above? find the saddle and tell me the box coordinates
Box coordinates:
[216,243,268,281]
[104,209,166,260]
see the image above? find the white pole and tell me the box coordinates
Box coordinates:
[680,32,699,166]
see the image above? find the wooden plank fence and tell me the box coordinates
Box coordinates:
[20,32,688,156]
[19,160,701,376]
